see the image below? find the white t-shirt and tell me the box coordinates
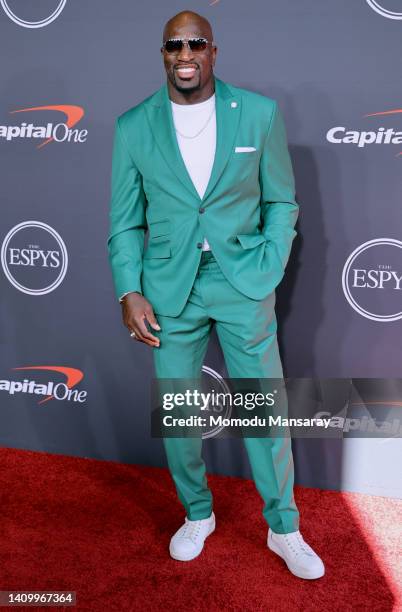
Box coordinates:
[171,93,216,251]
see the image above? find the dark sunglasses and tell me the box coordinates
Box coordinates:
[162,38,213,54]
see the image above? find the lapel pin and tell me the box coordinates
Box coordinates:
[231,102,238,108]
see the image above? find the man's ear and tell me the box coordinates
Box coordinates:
[212,45,218,67]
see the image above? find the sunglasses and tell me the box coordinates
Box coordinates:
[162,38,213,54]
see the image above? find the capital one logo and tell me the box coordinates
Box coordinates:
[326,107,402,157]
[0,365,87,404]
[1,105,87,148]
[342,238,402,322]
[1,221,68,295]
[1,0,66,28]
[366,0,402,20]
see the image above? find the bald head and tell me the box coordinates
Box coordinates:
[163,11,213,44]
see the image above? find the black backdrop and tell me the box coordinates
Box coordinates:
[1,0,401,499]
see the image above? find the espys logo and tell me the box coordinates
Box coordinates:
[0,366,87,404]
[0,105,87,148]
[1,221,68,296]
[1,0,66,28]
[327,107,402,157]
[366,0,402,20]
[201,366,232,439]
[342,238,402,322]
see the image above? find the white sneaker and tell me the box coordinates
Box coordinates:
[169,512,216,561]
[267,528,325,579]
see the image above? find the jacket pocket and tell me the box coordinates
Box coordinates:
[233,150,259,158]
[149,218,171,238]
[236,233,266,249]
[144,236,171,259]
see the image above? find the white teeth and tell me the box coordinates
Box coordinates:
[177,68,195,72]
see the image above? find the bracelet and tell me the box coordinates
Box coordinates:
[119,291,141,303]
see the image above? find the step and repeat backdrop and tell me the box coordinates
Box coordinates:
[1,1,401,498]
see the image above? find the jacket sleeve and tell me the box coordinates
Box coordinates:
[107,116,147,300]
[259,101,299,286]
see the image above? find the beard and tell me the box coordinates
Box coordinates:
[169,70,202,94]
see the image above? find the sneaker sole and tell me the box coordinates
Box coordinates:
[267,537,325,580]
[169,520,216,562]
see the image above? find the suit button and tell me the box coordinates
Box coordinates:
[197,242,203,249]
[199,207,205,214]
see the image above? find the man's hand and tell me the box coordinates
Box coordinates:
[121,292,161,347]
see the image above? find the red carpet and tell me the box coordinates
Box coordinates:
[0,447,400,611]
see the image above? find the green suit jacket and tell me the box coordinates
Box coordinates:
[107,76,299,317]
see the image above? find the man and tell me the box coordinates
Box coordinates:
[107,11,325,579]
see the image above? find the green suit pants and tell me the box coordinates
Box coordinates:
[152,251,300,534]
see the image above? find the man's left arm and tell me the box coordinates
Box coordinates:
[259,101,299,283]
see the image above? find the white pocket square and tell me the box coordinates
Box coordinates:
[235,146,256,153]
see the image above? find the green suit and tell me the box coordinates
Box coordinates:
[108,76,300,534]
[108,76,298,316]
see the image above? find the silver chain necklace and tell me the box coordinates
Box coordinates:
[174,105,215,139]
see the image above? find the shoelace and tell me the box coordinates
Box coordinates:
[282,531,314,557]
[179,519,204,543]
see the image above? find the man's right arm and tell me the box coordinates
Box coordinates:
[107,116,147,300]
[107,116,160,347]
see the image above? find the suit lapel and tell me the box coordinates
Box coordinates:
[144,83,201,201]
[202,77,241,202]
[144,76,241,203]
